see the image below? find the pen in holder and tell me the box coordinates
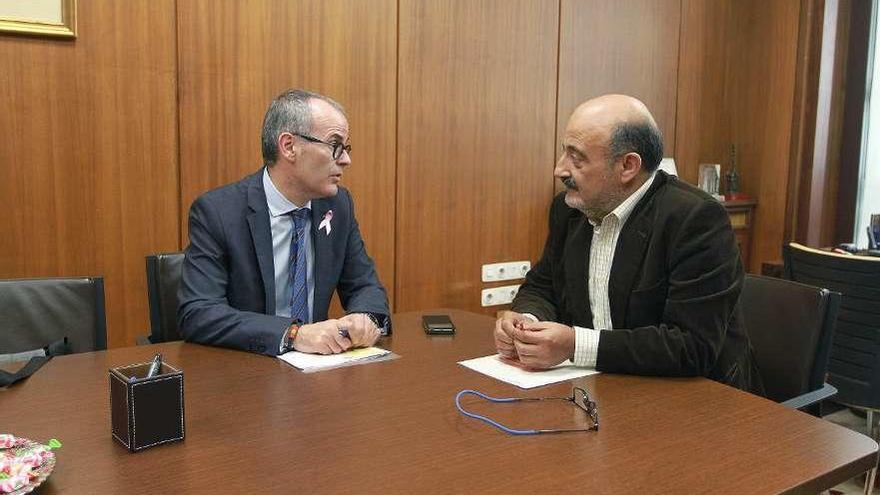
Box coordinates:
[109,360,185,452]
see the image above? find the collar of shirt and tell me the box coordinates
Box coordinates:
[588,172,657,232]
[262,167,311,216]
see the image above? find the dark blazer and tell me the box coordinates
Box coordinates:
[512,171,762,394]
[178,168,389,356]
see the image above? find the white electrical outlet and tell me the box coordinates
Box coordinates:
[481,261,531,282]
[481,284,520,307]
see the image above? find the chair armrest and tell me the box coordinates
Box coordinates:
[781,383,837,410]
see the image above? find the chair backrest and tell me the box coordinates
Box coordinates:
[145,252,185,343]
[0,277,107,354]
[741,274,840,404]
[784,242,880,408]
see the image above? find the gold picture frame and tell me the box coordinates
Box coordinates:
[0,0,76,38]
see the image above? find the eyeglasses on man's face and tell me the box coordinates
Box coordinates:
[293,133,351,160]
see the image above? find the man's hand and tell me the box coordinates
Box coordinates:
[338,313,380,348]
[512,321,575,369]
[293,319,352,355]
[494,311,528,360]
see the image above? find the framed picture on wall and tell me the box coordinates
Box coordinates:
[0,0,76,38]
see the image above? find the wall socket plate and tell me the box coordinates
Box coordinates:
[481,261,531,282]
[481,284,520,307]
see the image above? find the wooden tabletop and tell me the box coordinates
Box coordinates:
[2,309,876,494]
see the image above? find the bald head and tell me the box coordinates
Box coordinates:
[568,94,663,172]
[555,95,664,220]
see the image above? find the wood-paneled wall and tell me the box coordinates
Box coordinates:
[396,0,558,315]
[675,0,733,184]
[559,0,681,158]
[177,0,398,313]
[728,0,801,272]
[677,0,802,272]
[0,0,179,348]
[0,0,809,346]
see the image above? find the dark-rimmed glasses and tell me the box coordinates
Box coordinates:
[293,133,351,160]
[455,387,599,435]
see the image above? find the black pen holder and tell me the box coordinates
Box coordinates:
[109,361,185,452]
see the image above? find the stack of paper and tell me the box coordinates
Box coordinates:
[458,354,599,389]
[278,346,394,373]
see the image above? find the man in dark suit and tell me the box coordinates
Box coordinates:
[495,94,762,394]
[179,89,390,356]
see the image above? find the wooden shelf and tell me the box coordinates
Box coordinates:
[722,199,757,270]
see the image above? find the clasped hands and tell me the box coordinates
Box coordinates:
[293,313,380,355]
[494,311,575,369]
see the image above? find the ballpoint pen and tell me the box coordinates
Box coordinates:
[145,353,163,378]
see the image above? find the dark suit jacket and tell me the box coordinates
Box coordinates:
[512,171,762,394]
[178,168,389,356]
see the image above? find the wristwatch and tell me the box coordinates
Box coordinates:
[283,320,303,353]
[361,313,392,335]
[364,313,381,329]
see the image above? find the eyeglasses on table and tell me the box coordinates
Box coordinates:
[455,386,599,435]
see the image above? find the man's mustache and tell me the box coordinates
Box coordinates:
[560,177,578,191]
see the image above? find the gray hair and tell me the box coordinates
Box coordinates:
[260,89,346,166]
[607,120,664,172]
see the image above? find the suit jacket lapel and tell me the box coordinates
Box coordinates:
[246,171,276,314]
[608,214,651,328]
[607,173,665,327]
[310,199,331,319]
[564,214,594,327]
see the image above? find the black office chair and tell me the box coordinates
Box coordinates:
[145,252,185,344]
[0,277,107,356]
[784,242,880,432]
[740,274,840,415]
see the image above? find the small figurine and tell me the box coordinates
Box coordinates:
[725,145,748,201]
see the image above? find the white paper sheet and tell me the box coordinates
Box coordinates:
[458,354,599,389]
[278,346,393,373]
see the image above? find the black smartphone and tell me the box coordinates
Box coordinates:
[422,314,455,335]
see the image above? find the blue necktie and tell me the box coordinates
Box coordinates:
[289,208,310,323]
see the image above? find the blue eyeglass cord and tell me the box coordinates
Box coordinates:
[455,389,541,436]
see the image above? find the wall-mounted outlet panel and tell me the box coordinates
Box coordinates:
[481,261,531,282]
[481,284,520,307]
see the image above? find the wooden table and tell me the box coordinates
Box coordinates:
[2,310,877,494]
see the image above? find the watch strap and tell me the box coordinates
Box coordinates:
[284,320,303,352]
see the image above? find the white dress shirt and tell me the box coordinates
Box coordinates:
[569,173,657,367]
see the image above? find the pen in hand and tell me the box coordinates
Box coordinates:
[145,353,163,378]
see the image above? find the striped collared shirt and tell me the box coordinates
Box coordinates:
[573,173,656,367]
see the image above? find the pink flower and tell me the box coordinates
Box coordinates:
[0,462,31,492]
[0,435,14,449]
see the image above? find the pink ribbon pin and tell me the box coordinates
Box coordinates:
[318,210,333,235]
